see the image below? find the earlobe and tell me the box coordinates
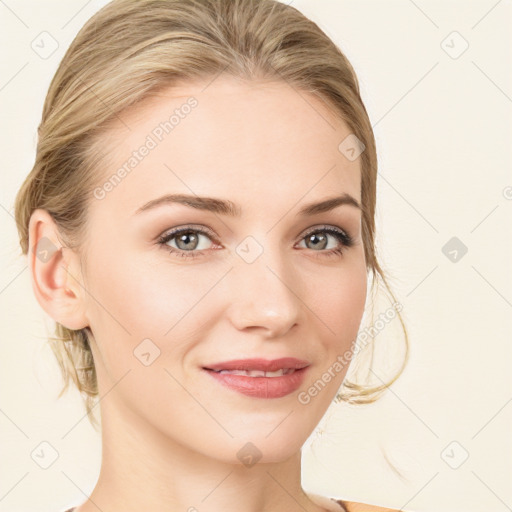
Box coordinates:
[28,209,89,331]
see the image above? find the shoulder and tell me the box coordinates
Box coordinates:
[306,493,400,512]
[339,499,401,512]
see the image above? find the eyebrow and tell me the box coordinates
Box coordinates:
[134,192,362,217]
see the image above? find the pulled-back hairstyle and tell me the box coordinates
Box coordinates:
[14,0,408,430]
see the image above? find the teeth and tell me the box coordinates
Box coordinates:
[216,368,296,377]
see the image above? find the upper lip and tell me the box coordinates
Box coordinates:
[203,358,310,372]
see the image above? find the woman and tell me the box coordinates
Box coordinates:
[14,0,408,510]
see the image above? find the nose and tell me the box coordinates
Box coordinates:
[226,249,302,339]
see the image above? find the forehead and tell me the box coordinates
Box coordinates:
[90,75,362,218]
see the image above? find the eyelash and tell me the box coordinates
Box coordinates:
[157,224,354,260]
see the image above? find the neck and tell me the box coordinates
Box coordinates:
[76,395,327,512]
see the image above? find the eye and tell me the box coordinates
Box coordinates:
[296,225,354,259]
[157,224,354,260]
[157,225,217,259]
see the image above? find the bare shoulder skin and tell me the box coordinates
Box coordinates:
[343,501,401,512]
[307,492,400,512]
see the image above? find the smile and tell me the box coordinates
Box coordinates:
[202,357,310,399]
[211,368,297,377]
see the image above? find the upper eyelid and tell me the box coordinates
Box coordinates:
[301,224,348,236]
[158,224,216,239]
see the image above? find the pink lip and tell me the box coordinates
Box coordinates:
[202,358,310,399]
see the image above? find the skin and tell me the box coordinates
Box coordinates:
[29,75,370,512]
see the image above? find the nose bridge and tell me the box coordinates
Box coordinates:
[227,236,302,337]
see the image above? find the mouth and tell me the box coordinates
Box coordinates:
[205,368,298,377]
[202,357,310,374]
[201,357,310,399]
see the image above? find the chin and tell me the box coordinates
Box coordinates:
[199,429,307,466]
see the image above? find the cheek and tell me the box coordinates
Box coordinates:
[84,251,226,356]
[309,262,367,348]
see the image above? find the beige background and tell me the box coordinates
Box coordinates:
[1,1,511,511]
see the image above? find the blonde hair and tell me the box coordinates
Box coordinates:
[14,0,409,430]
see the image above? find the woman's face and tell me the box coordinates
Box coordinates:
[79,75,367,462]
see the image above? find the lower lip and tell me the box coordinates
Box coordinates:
[203,367,309,399]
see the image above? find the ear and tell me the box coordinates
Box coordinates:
[27,208,89,331]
